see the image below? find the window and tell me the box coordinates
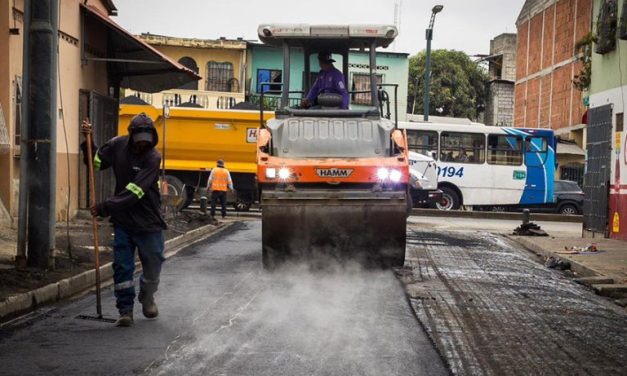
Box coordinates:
[257,69,282,93]
[525,136,549,166]
[407,130,438,158]
[487,134,522,165]
[525,136,548,152]
[351,73,382,105]
[177,57,199,90]
[440,132,485,164]
[560,164,584,187]
[206,61,234,92]
[555,180,582,192]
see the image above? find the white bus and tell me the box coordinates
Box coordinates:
[398,121,557,210]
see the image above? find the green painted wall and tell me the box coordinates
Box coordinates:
[248,44,409,118]
[590,0,627,94]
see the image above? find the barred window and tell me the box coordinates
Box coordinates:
[206,61,234,92]
[351,73,382,105]
[178,57,199,90]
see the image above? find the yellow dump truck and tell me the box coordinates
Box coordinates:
[119,103,273,210]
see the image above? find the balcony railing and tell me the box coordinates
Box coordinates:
[126,89,245,110]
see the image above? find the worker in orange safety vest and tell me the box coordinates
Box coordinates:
[207,159,233,219]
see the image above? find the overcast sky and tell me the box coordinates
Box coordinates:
[113,0,525,57]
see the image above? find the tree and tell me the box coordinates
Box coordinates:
[408,49,489,121]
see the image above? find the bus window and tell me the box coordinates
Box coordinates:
[525,136,549,166]
[525,136,548,152]
[487,134,523,166]
[440,132,485,164]
[407,130,438,159]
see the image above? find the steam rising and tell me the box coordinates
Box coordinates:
[149,262,429,375]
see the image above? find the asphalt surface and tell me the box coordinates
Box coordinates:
[0,221,447,376]
[402,227,627,376]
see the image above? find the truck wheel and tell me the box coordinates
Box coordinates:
[436,187,461,211]
[161,175,187,212]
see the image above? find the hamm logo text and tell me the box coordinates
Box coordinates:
[315,168,353,178]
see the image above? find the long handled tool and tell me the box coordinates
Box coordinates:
[76,122,116,323]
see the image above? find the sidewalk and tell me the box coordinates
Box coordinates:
[0,209,232,323]
[510,235,627,282]
[408,214,627,301]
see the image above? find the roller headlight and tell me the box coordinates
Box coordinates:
[390,170,402,183]
[266,168,276,179]
[377,168,390,180]
[278,167,290,180]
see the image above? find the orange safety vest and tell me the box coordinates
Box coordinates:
[210,167,230,191]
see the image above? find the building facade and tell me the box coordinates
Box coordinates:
[587,0,627,240]
[246,43,409,122]
[0,0,196,225]
[514,0,592,182]
[126,34,248,110]
[485,33,517,127]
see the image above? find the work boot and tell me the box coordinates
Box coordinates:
[139,292,159,319]
[116,312,134,327]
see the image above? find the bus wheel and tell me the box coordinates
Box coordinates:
[436,187,460,211]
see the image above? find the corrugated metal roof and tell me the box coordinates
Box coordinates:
[82,4,201,93]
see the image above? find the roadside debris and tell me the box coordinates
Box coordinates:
[544,256,571,270]
[513,210,548,236]
[558,244,601,254]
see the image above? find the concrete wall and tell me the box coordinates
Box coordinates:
[485,81,515,127]
[489,33,517,81]
[486,33,517,127]
[514,0,592,131]
[0,0,116,223]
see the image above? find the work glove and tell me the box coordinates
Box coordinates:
[91,202,108,218]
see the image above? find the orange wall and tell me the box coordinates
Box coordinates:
[514,0,592,130]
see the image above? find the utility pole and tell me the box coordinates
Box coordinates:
[423,5,443,122]
[18,0,59,269]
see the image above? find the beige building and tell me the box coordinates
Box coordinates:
[125,34,248,109]
[0,0,198,225]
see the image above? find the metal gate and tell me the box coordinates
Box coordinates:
[583,105,613,235]
[78,91,118,208]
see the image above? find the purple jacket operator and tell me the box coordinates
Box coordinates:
[303,52,349,109]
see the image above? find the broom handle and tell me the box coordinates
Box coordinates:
[85,129,103,318]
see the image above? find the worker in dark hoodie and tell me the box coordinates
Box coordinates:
[81,113,166,327]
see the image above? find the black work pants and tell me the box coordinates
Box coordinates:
[210,190,227,218]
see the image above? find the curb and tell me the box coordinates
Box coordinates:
[0,222,233,324]
[505,235,603,279]
[412,208,582,223]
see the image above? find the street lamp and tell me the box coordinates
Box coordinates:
[423,4,443,121]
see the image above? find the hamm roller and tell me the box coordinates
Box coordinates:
[256,24,410,269]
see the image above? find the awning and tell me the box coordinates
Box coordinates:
[81,5,201,93]
[556,141,586,156]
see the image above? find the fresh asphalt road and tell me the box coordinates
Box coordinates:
[0,221,447,376]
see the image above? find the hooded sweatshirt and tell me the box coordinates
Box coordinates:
[82,114,166,232]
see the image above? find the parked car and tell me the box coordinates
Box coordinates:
[479,180,584,215]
